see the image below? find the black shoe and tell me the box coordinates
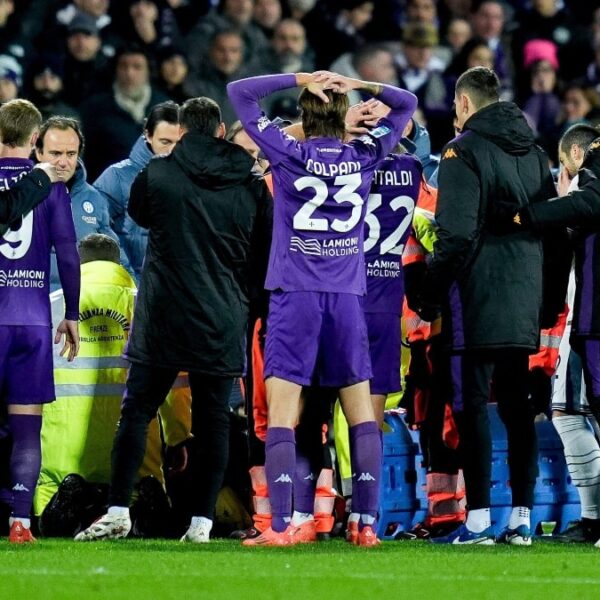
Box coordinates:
[130,476,172,538]
[551,519,600,544]
[39,473,90,537]
[395,520,463,541]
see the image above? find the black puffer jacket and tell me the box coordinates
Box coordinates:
[126,131,272,374]
[419,101,567,351]
[527,140,600,338]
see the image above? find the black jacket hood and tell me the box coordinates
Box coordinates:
[172,131,255,190]
[464,102,535,156]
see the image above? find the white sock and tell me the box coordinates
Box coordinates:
[360,514,375,527]
[348,512,360,524]
[291,511,314,526]
[553,414,600,519]
[466,508,490,533]
[9,516,30,528]
[107,506,130,518]
[508,506,530,529]
[190,516,213,530]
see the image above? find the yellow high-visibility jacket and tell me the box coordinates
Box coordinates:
[34,260,191,515]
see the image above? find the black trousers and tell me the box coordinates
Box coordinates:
[109,363,233,519]
[414,339,461,474]
[450,350,538,509]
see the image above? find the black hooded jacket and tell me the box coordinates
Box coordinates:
[527,140,600,338]
[419,101,566,351]
[126,131,272,374]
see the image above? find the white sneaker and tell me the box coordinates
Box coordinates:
[74,513,132,541]
[180,521,211,543]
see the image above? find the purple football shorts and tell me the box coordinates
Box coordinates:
[365,312,401,395]
[264,290,372,388]
[0,325,55,405]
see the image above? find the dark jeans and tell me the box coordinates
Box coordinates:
[109,363,233,519]
[450,349,538,509]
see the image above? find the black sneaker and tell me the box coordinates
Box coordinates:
[551,519,600,544]
[395,520,463,541]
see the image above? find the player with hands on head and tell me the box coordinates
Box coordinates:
[228,69,416,546]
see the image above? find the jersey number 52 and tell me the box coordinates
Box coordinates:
[364,194,414,255]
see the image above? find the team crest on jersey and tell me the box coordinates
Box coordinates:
[443,147,458,160]
[82,201,94,214]
[257,116,271,132]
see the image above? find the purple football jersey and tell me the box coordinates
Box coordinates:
[228,74,416,294]
[0,158,76,327]
[364,154,421,313]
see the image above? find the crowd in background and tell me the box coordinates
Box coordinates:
[3,0,600,545]
[0,0,597,177]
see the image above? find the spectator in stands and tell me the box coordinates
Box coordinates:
[62,13,112,108]
[94,101,180,281]
[406,0,438,26]
[522,49,562,154]
[186,0,269,77]
[155,46,193,105]
[470,0,513,96]
[288,0,315,21]
[79,45,169,180]
[253,0,283,39]
[303,0,374,69]
[34,116,122,290]
[75,96,272,544]
[558,84,600,138]
[0,54,21,103]
[124,0,190,60]
[512,0,592,83]
[265,18,314,74]
[330,44,398,106]
[396,22,446,99]
[51,1,122,55]
[445,37,495,84]
[396,23,447,149]
[27,56,80,122]
[188,29,254,126]
[0,0,27,64]
[445,17,473,55]
[584,37,600,95]
[35,233,191,538]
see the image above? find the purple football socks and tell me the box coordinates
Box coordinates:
[265,427,295,532]
[8,414,42,520]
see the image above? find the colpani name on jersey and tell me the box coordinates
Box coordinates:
[366,259,401,279]
[372,169,414,187]
[290,236,360,257]
[306,159,360,177]
[0,268,45,288]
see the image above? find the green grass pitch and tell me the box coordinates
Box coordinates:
[1,538,599,600]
